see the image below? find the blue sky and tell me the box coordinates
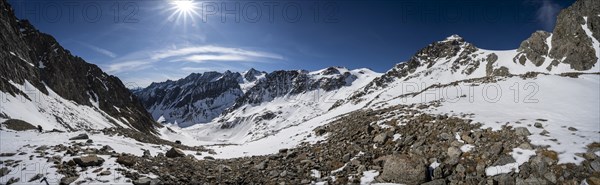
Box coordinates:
[9,0,575,87]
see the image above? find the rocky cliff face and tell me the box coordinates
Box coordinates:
[134,67,361,127]
[134,71,255,127]
[233,67,357,108]
[516,0,599,71]
[356,0,599,98]
[0,0,158,133]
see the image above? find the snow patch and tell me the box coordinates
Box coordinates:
[485,148,536,176]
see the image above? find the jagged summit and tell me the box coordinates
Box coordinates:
[134,67,376,127]
[242,68,265,82]
[0,0,158,133]
[441,34,465,42]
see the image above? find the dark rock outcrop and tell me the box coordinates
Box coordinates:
[134,71,248,127]
[548,0,599,70]
[166,147,185,158]
[73,155,104,167]
[0,0,158,133]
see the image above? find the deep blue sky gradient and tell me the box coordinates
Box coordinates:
[8,0,576,87]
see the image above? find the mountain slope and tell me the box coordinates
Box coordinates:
[0,0,158,133]
[354,0,598,100]
[158,67,380,145]
[134,70,265,127]
[159,0,599,162]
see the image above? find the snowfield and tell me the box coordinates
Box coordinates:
[380,74,600,164]
[0,80,133,131]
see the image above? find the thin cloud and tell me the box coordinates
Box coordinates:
[181,54,250,63]
[103,45,283,75]
[78,42,118,58]
[151,45,284,61]
[536,0,562,31]
[106,60,151,73]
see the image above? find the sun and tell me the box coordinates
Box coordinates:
[172,0,195,13]
[167,0,199,25]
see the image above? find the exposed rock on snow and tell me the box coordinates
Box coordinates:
[166,147,185,158]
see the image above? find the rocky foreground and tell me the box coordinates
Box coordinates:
[3,103,598,185]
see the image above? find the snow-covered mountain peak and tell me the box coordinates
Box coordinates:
[441,34,464,42]
[242,68,266,82]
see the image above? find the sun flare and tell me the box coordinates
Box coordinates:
[172,0,195,13]
[168,0,199,24]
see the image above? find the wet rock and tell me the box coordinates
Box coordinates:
[378,154,427,184]
[165,147,185,158]
[534,122,543,128]
[69,134,89,140]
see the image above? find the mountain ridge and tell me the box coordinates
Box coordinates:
[0,0,159,133]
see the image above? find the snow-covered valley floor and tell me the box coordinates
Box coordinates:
[1,74,599,184]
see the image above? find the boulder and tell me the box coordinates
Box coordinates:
[99,171,111,176]
[373,133,388,144]
[116,155,137,167]
[69,134,89,140]
[254,160,268,170]
[165,147,185,158]
[73,155,104,167]
[447,147,462,158]
[59,176,79,185]
[377,154,427,184]
[133,177,151,185]
[0,167,10,177]
[514,127,531,136]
